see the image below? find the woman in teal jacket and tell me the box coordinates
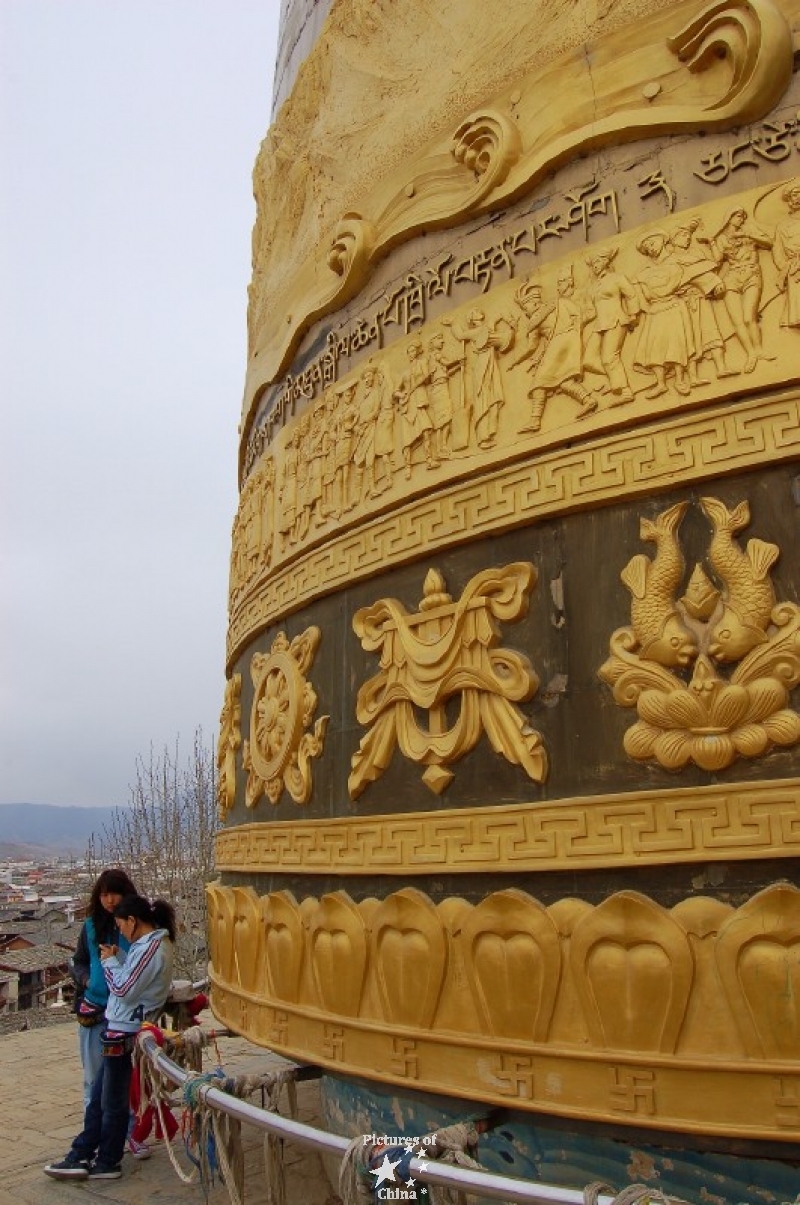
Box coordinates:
[70,868,137,1106]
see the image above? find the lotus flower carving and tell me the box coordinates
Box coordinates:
[600,499,800,771]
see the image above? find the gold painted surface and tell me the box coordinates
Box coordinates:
[242,628,329,808]
[242,180,800,569]
[349,564,547,798]
[207,881,800,1140]
[244,0,797,410]
[600,497,800,771]
[214,777,800,874]
[229,456,275,605]
[248,150,800,478]
[216,674,242,822]
[226,389,800,666]
[230,178,800,660]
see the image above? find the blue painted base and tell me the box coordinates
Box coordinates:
[320,1075,800,1205]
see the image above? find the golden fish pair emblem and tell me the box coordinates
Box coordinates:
[600,497,800,771]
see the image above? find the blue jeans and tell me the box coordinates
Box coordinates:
[79,1022,104,1108]
[70,1041,132,1169]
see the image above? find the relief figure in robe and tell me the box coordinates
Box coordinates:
[772,181,800,329]
[353,363,386,499]
[443,309,514,449]
[668,218,736,385]
[333,381,358,515]
[372,364,396,494]
[427,332,458,462]
[632,230,693,400]
[320,393,337,520]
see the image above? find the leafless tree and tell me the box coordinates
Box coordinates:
[87,729,217,979]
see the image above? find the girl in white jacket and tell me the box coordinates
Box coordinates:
[44,895,176,1182]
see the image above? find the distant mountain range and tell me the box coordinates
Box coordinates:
[0,804,123,858]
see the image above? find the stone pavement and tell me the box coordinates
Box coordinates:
[0,1017,340,1205]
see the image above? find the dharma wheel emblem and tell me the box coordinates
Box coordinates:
[599,498,800,771]
[349,563,548,797]
[243,628,329,806]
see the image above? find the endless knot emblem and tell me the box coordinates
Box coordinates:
[349,563,548,797]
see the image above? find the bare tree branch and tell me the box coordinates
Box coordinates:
[87,728,217,978]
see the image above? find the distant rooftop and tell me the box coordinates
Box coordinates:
[0,944,71,973]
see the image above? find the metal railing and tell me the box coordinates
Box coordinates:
[139,1031,613,1205]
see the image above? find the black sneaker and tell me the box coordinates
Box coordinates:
[88,1163,123,1180]
[44,1156,90,1179]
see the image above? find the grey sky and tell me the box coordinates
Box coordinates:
[1,2,281,807]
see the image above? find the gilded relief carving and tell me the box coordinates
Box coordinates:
[215,778,800,876]
[244,0,795,408]
[229,457,274,605]
[460,890,561,1041]
[569,893,694,1053]
[600,497,800,771]
[216,674,242,821]
[773,180,800,325]
[207,880,800,1139]
[514,264,598,433]
[242,628,329,807]
[715,882,800,1058]
[227,392,800,663]
[233,180,800,630]
[349,564,548,798]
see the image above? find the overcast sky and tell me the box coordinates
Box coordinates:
[1,2,281,807]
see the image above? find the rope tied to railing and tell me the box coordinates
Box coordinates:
[182,1066,299,1205]
[134,1026,299,1205]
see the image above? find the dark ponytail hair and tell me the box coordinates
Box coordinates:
[114,894,177,942]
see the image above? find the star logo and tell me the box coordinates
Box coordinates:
[371,1153,401,1187]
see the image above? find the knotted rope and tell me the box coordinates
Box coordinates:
[181,1067,298,1205]
[584,1183,692,1205]
[134,1025,298,1205]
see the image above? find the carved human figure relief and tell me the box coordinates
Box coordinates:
[666,219,737,383]
[229,457,275,603]
[443,308,515,448]
[297,408,325,536]
[705,205,773,372]
[320,391,338,520]
[353,361,389,498]
[599,498,800,771]
[371,364,397,494]
[632,230,693,400]
[426,331,458,463]
[332,380,359,516]
[294,413,314,542]
[243,628,329,806]
[278,430,299,551]
[349,563,548,798]
[513,266,598,433]
[772,180,800,328]
[581,246,639,405]
[393,339,439,477]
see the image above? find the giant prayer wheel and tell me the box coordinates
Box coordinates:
[209,2,800,1199]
